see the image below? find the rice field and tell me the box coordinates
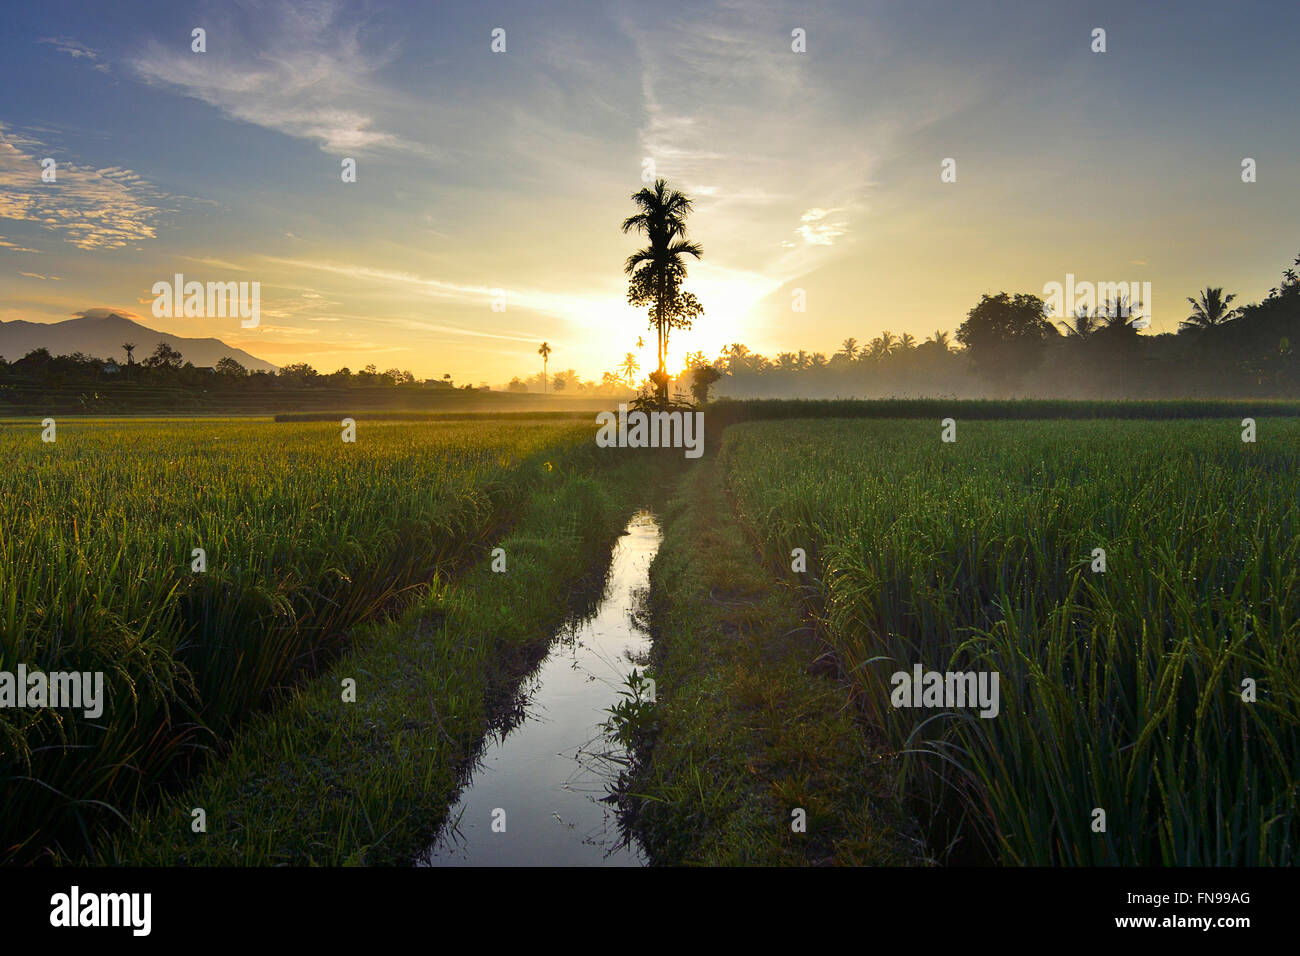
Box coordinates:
[722,418,1300,865]
[0,418,592,862]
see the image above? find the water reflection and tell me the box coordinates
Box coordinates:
[419,511,660,866]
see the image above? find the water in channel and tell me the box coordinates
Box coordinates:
[419,511,661,866]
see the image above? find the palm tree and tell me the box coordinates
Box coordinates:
[620,351,639,384]
[839,337,859,360]
[878,331,897,356]
[927,330,951,351]
[1099,294,1146,332]
[538,341,551,393]
[899,332,917,351]
[622,178,703,402]
[1058,307,1099,340]
[1182,287,1241,331]
[122,342,136,365]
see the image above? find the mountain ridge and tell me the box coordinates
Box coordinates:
[0,312,278,372]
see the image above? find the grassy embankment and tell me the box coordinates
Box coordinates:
[1,419,594,863]
[620,450,921,865]
[722,417,1300,865]
[101,450,678,865]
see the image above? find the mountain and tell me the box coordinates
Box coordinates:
[0,311,278,372]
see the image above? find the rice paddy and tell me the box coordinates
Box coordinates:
[0,418,592,862]
[722,417,1300,864]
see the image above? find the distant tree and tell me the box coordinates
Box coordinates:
[506,376,529,392]
[278,362,318,385]
[215,356,247,377]
[899,333,917,351]
[538,341,551,394]
[143,341,183,369]
[955,292,1056,392]
[689,364,721,404]
[1266,252,1300,300]
[1182,287,1241,331]
[122,342,136,365]
[1058,306,1099,340]
[19,348,52,367]
[620,351,639,384]
[683,350,711,369]
[839,337,859,360]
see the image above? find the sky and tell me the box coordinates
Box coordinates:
[2,0,1299,383]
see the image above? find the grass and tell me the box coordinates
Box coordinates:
[619,453,921,865]
[722,417,1300,865]
[100,452,671,865]
[1,418,594,863]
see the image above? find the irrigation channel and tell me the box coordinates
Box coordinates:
[419,511,661,866]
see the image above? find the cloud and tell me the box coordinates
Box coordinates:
[0,235,40,253]
[18,272,62,280]
[39,37,111,73]
[0,125,171,250]
[73,307,142,320]
[129,1,413,155]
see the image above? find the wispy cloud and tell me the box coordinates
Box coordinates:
[0,125,170,250]
[0,235,41,253]
[130,0,414,154]
[796,206,847,245]
[39,36,110,72]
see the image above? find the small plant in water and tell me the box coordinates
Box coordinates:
[603,668,657,752]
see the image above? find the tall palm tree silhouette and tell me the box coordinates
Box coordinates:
[538,341,551,393]
[839,337,858,360]
[122,342,136,365]
[622,179,702,402]
[1182,287,1241,331]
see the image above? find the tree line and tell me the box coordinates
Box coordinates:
[699,252,1300,401]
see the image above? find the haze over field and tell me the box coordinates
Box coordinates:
[3,0,1300,390]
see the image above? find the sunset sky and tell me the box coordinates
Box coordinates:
[3,0,1299,383]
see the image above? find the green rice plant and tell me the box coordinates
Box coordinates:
[0,418,592,862]
[723,417,1300,864]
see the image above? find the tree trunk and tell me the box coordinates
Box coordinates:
[656,271,667,404]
